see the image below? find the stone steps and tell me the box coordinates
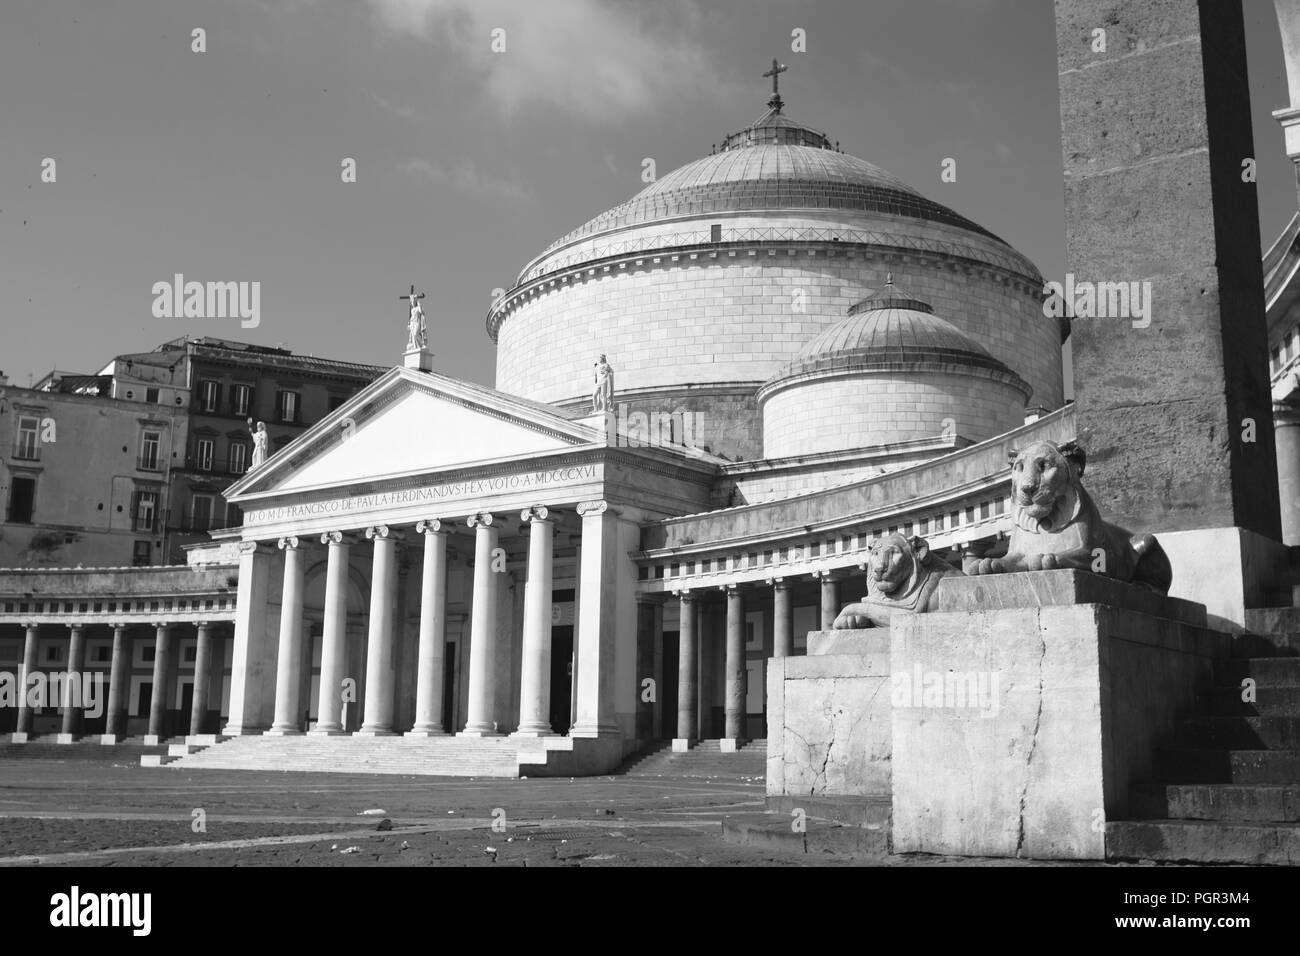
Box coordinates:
[1174,716,1300,749]
[1130,784,1300,822]
[160,735,542,778]
[1214,658,1300,683]
[1205,686,1300,716]
[1106,820,1300,865]
[617,739,766,779]
[1,738,167,761]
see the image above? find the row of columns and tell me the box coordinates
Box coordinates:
[669,573,838,748]
[12,620,221,742]
[257,500,612,739]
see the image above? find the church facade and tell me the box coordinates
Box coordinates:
[177,87,1075,775]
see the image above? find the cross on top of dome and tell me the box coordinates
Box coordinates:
[763,58,787,113]
[718,59,834,152]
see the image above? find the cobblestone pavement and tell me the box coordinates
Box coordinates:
[0,758,1115,866]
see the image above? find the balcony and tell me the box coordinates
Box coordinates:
[170,511,242,534]
[179,455,249,478]
[135,455,165,473]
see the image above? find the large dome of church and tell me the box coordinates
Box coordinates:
[488,85,1064,460]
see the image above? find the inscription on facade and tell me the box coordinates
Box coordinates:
[245,465,599,526]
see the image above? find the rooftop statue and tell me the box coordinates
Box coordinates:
[592,354,614,413]
[963,440,1172,594]
[832,534,962,629]
[402,285,428,351]
[246,418,269,469]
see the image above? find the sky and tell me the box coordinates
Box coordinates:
[0,0,1294,395]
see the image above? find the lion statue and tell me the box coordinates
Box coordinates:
[832,534,963,629]
[963,440,1172,594]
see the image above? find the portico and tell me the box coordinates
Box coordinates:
[214,366,719,772]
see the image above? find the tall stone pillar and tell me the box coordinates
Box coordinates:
[409,519,449,736]
[634,594,658,743]
[673,590,698,751]
[358,525,401,735]
[145,623,172,744]
[268,536,306,735]
[223,541,275,736]
[770,578,793,658]
[13,623,38,741]
[572,500,621,738]
[461,513,501,736]
[816,571,839,630]
[189,622,214,737]
[515,507,555,736]
[722,584,746,750]
[1275,400,1300,546]
[57,624,86,742]
[310,531,353,735]
[1055,1,1281,622]
[102,624,130,743]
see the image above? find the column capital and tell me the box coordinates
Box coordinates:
[239,540,274,555]
[366,524,404,542]
[766,576,792,590]
[467,512,495,529]
[718,582,742,593]
[812,568,843,581]
[150,621,174,631]
[278,535,303,551]
[192,620,213,629]
[416,518,449,535]
[672,588,696,602]
[577,499,617,517]
[67,622,86,634]
[320,530,358,546]
[19,621,38,630]
[520,505,552,524]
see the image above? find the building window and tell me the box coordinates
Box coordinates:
[44,645,64,663]
[191,494,214,532]
[133,540,151,566]
[184,646,197,664]
[228,442,248,475]
[231,384,253,417]
[276,390,299,424]
[199,380,220,413]
[94,646,112,662]
[142,646,155,663]
[195,438,214,471]
[14,416,40,461]
[226,503,243,528]
[146,387,160,404]
[133,491,158,533]
[7,476,36,523]
[139,430,162,471]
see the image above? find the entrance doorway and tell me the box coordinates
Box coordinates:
[549,626,573,734]
[662,630,679,739]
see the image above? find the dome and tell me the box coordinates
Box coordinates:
[767,281,1030,389]
[537,112,1008,262]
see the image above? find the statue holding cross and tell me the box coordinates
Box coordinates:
[401,284,428,351]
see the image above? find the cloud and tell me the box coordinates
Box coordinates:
[398,157,530,200]
[368,91,422,122]
[364,0,729,122]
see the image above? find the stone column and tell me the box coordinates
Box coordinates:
[268,536,307,735]
[189,622,214,737]
[358,525,402,735]
[1275,399,1300,546]
[56,624,86,742]
[145,623,173,744]
[722,584,746,750]
[771,577,793,658]
[102,624,130,743]
[673,590,697,751]
[310,531,353,735]
[515,507,555,736]
[572,500,621,738]
[13,623,38,741]
[634,594,658,743]
[461,512,501,736]
[223,541,275,736]
[816,571,840,630]
[409,519,449,736]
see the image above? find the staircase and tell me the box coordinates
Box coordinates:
[159,735,545,778]
[1107,550,1300,864]
[618,739,766,780]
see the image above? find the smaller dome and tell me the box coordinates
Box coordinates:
[764,279,1029,392]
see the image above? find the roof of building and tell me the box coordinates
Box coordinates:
[763,280,1031,395]
[538,99,1009,257]
[150,336,388,379]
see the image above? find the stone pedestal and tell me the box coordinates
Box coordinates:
[891,571,1226,861]
[404,347,434,372]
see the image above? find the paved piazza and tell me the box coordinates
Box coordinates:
[0,758,1113,868]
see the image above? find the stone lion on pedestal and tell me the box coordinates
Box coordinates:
[832,534,963,629]
[963,440,1172,594]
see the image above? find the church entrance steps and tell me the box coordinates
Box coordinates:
[0,738,168,761]
[151,734,623,778]
[1108,606,1300,865]
[615,738,766,779]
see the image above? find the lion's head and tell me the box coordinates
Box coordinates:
[1007,440,1085,533]
[867,534,929,597]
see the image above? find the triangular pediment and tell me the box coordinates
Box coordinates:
[226,367,603,500]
